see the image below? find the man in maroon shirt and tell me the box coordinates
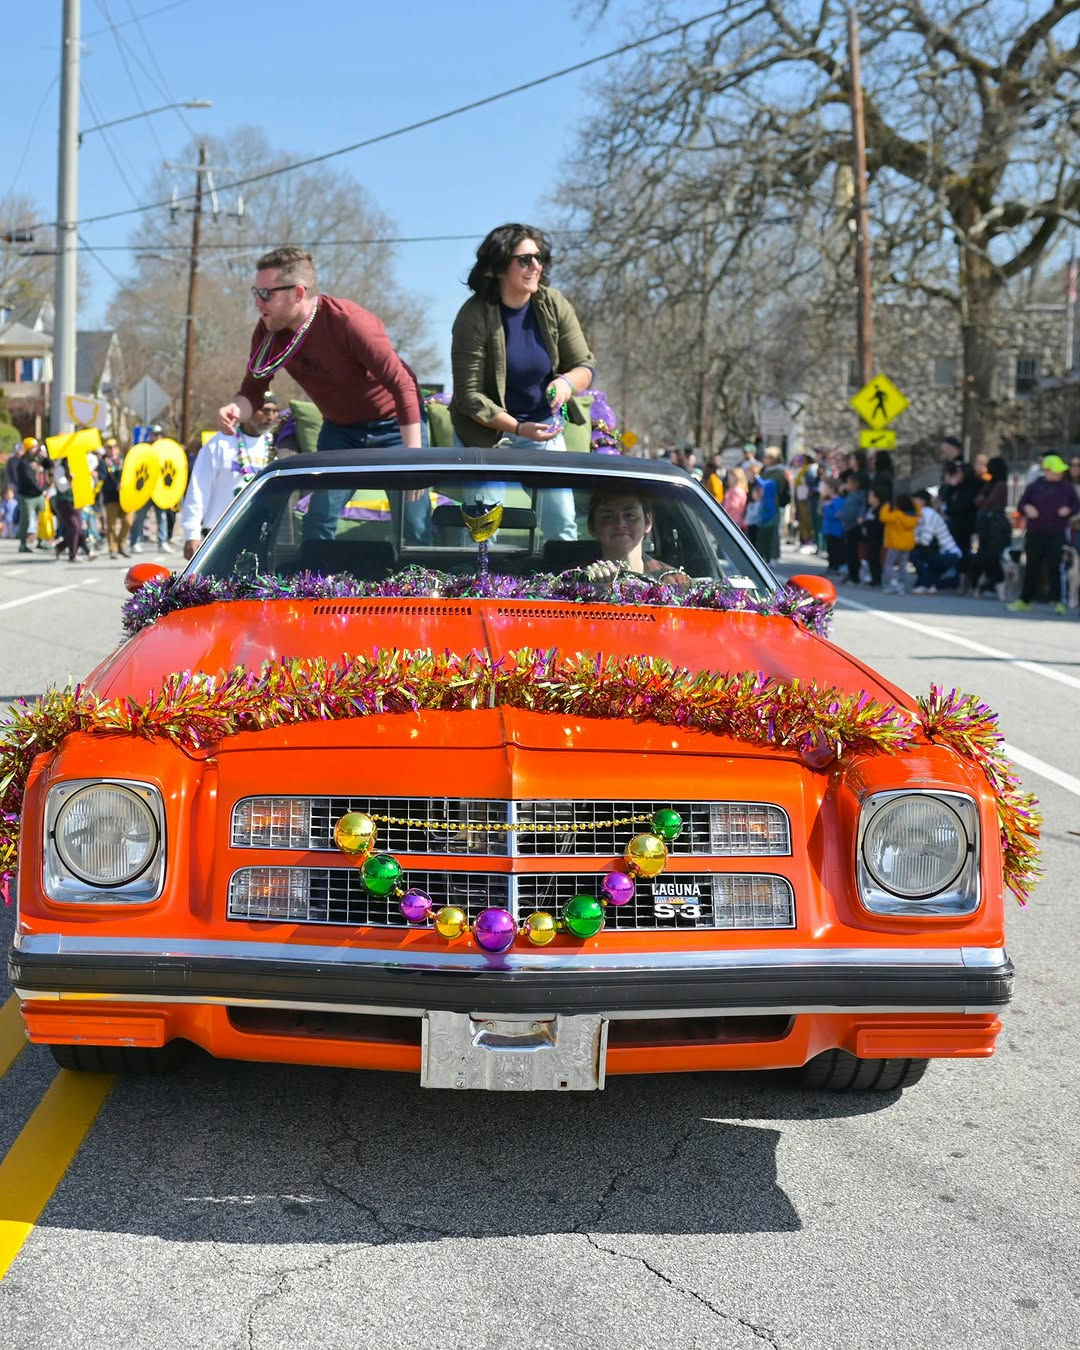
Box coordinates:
[218,246,427,540]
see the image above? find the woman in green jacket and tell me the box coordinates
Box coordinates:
[450,224,596,540]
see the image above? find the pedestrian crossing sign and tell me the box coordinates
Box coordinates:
[850,374,909,427]
[859,428,897,450]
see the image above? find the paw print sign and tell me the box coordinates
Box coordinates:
[119,444,161,513]
[44,428,101,510]
[150,439,188,510]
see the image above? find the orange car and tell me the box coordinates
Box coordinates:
[5,449,1030,1094]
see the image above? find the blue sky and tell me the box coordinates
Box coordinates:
[2,0,645,384]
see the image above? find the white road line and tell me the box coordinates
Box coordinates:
[836,595,1080,692]
[1003,743,1080,797]
[7,568,25,577]
[0,577,100,612]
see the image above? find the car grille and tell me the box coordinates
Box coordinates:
[231,798,791,857]
[227,867,795,931]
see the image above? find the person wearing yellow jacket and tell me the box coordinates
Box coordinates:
[878,493,920,593]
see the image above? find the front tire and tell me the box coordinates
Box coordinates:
[798,1049,929,1092]
[48,1041,189,1074]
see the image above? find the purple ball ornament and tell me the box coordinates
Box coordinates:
[473,907,518,954]
[601,871,635,906]
[399,888,434,924]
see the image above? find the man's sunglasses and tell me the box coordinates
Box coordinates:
[251,283,297,301]
[511,252,547,269]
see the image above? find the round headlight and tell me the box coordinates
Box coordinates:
[862,795,969,899]
[54,784,158,887]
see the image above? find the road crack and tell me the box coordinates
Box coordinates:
[580,1233,783,1348]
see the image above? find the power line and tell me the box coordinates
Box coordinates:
[26,6,727,234]
[122,0,198,141]
[79,232,125,286]
[86,231,587,252]
[2,76,59,208]
[80,81,143,205]
[94,0,169,164]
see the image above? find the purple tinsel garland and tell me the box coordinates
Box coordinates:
[120,567,833,637]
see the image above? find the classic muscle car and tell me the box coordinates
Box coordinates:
[5,449,1029,1093]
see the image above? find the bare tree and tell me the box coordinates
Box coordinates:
[0,194,57,321]
[108,128,436,433]
[573,1,1080,454]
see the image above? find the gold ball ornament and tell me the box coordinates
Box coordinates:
[334,812,377,856]
[523,911,558,946]
[624,832,668,877]
[434,906,469,940]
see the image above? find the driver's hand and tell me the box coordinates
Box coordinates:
[583,560,624,583]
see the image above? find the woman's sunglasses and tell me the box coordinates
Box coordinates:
[511,252,547,269]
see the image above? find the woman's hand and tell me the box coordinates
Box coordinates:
[517,421,563,442]
[546,375,575,414]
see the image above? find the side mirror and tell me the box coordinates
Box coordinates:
[787,574,837,608]
[124,561,172,594]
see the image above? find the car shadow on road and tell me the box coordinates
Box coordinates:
[40,1055,903,1244]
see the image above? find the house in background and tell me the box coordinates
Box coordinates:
[0,298,127,437]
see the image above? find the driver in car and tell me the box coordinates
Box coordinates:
[584,492,686,584]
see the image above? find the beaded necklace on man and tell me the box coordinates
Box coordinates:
[247,296,320,379]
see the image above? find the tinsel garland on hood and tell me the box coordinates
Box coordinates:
[0,647,1041,906]
[119,567,834,637]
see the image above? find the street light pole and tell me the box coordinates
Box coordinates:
[51,0,80,435]
[847,4,874,390]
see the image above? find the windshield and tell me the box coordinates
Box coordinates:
[186,467,775,595]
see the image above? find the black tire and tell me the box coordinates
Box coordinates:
[798,1049,930,1092]
[48,1041,189,1074]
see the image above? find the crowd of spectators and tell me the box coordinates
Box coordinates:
[653,435,1080,614]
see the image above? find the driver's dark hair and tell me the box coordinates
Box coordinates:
[466,224,553,301]
[586,490,653,532]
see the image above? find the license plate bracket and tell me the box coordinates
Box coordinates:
[421,1011,608,1091]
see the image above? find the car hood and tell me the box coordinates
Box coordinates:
[87,597,911,753]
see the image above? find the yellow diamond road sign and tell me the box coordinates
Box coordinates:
[859,428,897,450]
[850,374,909,427]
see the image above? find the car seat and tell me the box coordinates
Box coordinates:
[540,539,602,572]
[294,537,398,580]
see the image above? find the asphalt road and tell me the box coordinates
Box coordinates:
[0,542,1077,1350]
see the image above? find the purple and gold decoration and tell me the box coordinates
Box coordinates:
[600,871,635,907]
[434,906,469,940]
[522,911,558,946]
[473,907,518,954]
[400,888,434,923]
[461,500,503,576]
[0,650,1043,907]
[334,811,377,856]
[625,832,668,878]
[120,567,836,638]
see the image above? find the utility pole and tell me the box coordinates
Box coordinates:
[179,144,206,445]
[169,145,240,444]
[51,0,80,435]
[847,4,874,390]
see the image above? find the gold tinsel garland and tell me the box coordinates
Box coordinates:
[0,649,1041,905]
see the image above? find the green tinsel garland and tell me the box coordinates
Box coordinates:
[0,649,1041,905]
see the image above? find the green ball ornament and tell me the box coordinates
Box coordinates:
[563,894,605,939]
[361,852,402,896]
[650,808,683,842]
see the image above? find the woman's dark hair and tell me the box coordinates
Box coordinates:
[895,493,916,514]
[986,455,1008,483]
[871,449,893,477]
[466,224,553,301]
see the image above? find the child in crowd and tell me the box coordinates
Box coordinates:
[861,487,885,586]
[0,485,17,538]
[820,482,846,573]
[878,493,920,593]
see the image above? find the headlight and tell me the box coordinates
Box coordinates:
[45,780,166,903]
[857,791,979,916]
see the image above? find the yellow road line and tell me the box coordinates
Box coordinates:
[0,1069,113,1280]
[0,996,26,1079]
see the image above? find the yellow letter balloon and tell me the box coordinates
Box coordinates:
[45,428,101,510]
[119,443,162,513]
[151,438,189,511]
